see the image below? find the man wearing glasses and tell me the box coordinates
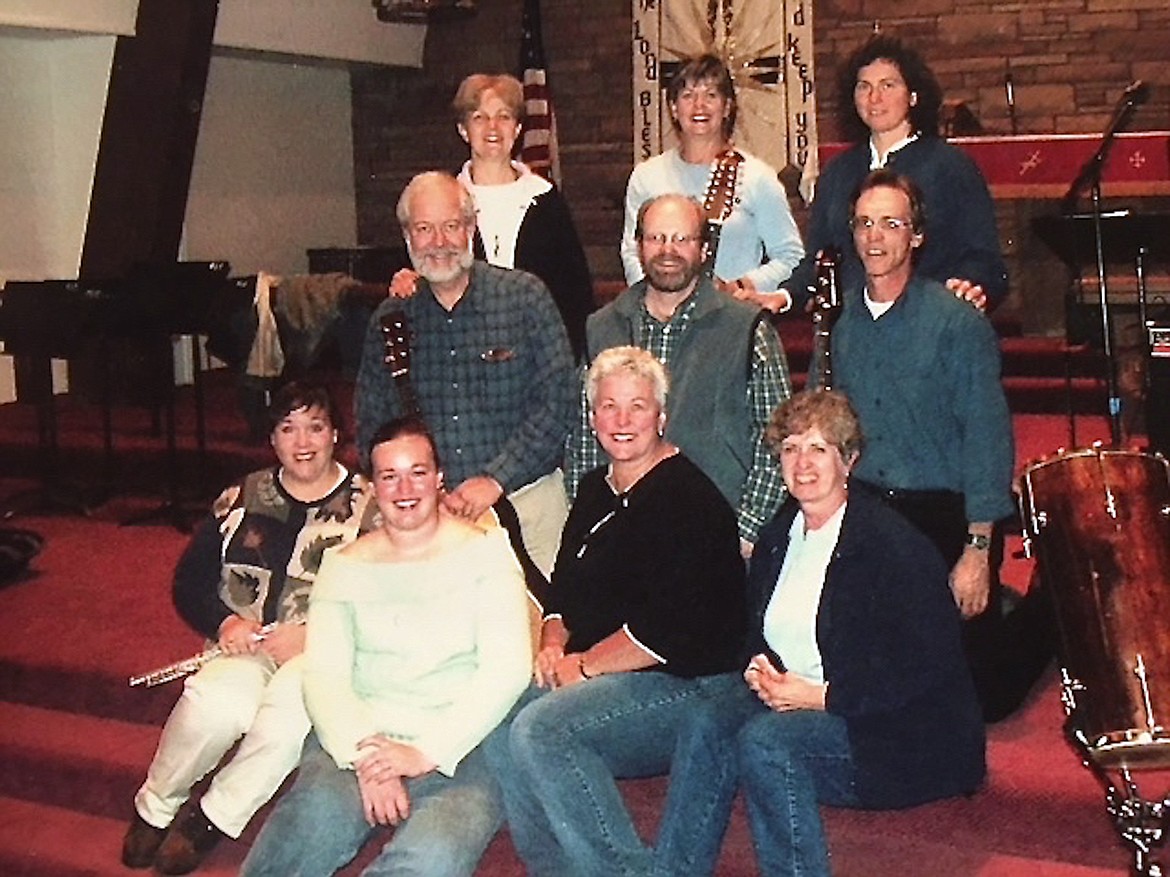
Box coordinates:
[822,169,1028,721]
[566,193,792,557]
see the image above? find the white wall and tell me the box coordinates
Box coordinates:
[0,32,114,401]
[0,0,135,36]
[0,33,112,282]
[185,53,357,277]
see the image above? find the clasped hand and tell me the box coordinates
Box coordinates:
[744,653,826,712]
[534,619,579,689]
[354,736,436,827]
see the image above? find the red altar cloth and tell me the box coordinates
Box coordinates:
[819,131,1170,198]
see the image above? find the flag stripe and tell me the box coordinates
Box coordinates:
[519,0,560,186]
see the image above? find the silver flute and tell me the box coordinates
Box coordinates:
[129,622,280,687]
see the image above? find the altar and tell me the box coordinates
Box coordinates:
[819,131,1170,198]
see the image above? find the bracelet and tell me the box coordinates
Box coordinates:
[578,655,594,680]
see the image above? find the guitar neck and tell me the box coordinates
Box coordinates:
[810,249,842,390]
[811,311,835,391]
[393,375,423,419]
[704,220,723,275]
[702,149,742,278]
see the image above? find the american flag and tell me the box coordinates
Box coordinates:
[518,0,561,186]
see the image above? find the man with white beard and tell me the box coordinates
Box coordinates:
[355,171,574,575]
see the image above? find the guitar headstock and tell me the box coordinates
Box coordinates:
[703,150,745,226]
[380,310,411,379]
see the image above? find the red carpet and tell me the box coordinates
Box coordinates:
[0,358,1152,876]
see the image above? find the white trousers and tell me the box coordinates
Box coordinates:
[509,469,569,579]
[134,652,310,838]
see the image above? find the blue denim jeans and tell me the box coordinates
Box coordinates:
[239,735,502,877]
[654,674,858,877]
[485,673,719,877]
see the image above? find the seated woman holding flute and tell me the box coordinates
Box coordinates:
[122,382,377,875]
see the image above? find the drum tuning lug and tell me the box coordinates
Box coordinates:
[1060,666,1085,716]
[1161,505,1170,517]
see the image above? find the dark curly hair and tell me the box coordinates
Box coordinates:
[838,35,943,144]
[267,381,342,437]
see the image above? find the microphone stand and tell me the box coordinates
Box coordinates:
[1061,83,1146,447]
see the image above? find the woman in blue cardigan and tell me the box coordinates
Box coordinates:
[782,34,1008,313]
[653,389,985,876]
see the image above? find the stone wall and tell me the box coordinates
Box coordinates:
[351,0,1170,330]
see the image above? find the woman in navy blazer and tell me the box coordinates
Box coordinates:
[653,390,985,876]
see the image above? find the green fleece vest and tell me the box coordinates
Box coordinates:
[585,279,761,510]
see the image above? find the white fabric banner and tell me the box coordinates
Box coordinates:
[632,0,820,202]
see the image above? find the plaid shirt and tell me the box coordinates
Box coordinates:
[565,292,791,544]
[356,263,574,491]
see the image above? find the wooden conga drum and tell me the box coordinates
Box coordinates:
[1020,447,1170,769]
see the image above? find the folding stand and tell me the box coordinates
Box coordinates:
[1033,212,1170,448]
[0,280,117,519]
[117,261,230,533]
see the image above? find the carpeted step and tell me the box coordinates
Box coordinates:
[1004,376,1108,415]
[0,702,160,820]
[1000,336,1106,380]
[0,796,250,877]
[0,659,181,727]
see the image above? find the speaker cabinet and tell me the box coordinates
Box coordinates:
[1146,325,1170,455]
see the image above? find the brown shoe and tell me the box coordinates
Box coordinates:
[121,813,167,869]
[153,805,226,875]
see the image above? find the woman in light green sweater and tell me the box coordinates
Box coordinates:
[241,415,532,877]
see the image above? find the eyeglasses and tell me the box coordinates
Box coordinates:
[408,219,468,238]
[641,232,703,247]
[848,216,914,233]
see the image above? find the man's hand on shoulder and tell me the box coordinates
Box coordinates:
[715,276,792,314]
[389,268,420,299]
[443,476,504,521]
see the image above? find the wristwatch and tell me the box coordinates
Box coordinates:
[964,532,991,551]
